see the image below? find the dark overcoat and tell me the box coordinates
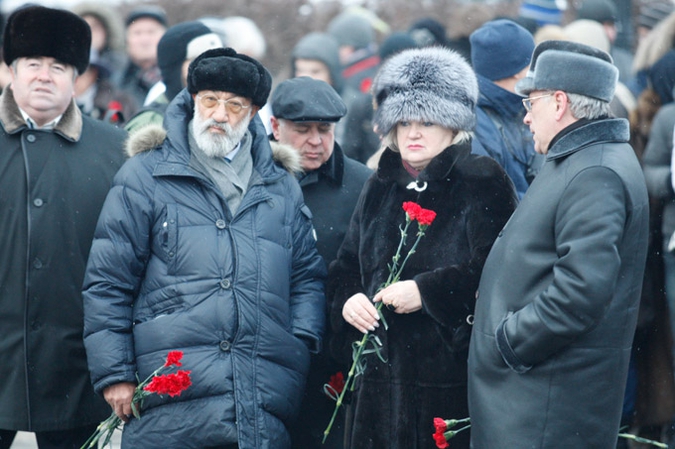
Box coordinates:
[329,142,517,449]
[468,119,649,448]
[0,86,126,431]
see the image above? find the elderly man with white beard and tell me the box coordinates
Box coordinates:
[81,47,326,449]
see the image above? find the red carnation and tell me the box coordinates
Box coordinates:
[403,201,422,221]
[164,350,183,367]
[417,208,437,226]
[433,429,449,449]
[328,371,345,395]
[144,370,192,397]
[434,417,447,433]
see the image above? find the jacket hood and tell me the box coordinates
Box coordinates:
[477,74,527,117]
[71,2,125,52]
[291,32,344,94]
[633,10,675,73]
[128,122,304,174]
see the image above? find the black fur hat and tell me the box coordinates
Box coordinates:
[187,47,272,107]
[4,5,91,74]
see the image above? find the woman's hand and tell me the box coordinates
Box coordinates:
[342,293,380,334]
[373,280,422,314]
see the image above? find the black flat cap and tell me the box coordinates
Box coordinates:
[271,77,347,123]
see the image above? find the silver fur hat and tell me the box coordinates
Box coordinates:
[372,46,478,135]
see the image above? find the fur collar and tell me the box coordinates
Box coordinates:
[377,141,470,188]
[0,85,82,140]
[548,118,629,160]
[128,124,303,174]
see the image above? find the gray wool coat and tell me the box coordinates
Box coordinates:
[468,118,649,448]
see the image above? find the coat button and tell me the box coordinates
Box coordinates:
[26,134,36,143]
[220,279,231,289]
[32,258,43,269]
[215,219,227,229]
[31,320,41,330]
[33,198,44,207]
[219,340,231,351]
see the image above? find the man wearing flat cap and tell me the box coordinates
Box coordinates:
[468,40,649,448]
[269,76,371,448]
[82,47,326,449]
[0,6,127,449]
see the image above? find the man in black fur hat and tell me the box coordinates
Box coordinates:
[0,5,126,449]
[82,48,325,449]
[468,40,649,448]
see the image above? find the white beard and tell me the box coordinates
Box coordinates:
[191,108,251,158]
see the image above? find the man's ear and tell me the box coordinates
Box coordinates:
[554,91,569,122]
[270,116,281,140]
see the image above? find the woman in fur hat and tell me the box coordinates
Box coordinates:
[328,47,517,448]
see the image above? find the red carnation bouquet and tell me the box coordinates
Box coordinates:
[81,350,192,449]
[322,201,436,443]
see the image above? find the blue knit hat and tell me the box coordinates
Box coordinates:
[470,19,535,81]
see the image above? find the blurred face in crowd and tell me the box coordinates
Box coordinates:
[191,90,257,158]
[271,118,336,171]
[83,14,108,52]
[294,59,332,86]
[126,18,165,68]
[10,56,76,127]
[395,120,455,170]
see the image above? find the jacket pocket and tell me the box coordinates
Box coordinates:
[159,203,178,275]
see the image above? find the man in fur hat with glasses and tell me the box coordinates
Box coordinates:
[82,47,326,449]
[0,5,126,449]
[468,40,649,448]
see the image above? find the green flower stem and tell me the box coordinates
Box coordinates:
[80,363,174,449]
[387,219,412,285]
[444,424,471,440]
[322,217,429,444]
[618,433,668,448]
[444,417,471,428]
[322,305,381,444]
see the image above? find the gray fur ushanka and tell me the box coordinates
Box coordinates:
[371,46,478,134]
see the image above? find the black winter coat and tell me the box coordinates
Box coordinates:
[329,142,517,449]
[468,119,649,448]
[0,86,126,431]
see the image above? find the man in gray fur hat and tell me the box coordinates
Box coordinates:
[82,47,325,449]
[468,40,649,448]
[0,5,126,449]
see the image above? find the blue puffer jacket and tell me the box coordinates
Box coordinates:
[474,74,537,199]
[83,90,326,449]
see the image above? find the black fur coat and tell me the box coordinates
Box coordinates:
[328,141,517,448]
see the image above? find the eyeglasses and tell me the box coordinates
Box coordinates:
[522,93,554,112]
[196,95,251,114]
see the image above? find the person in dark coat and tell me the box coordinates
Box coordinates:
[82,47,326,449]
[468,40,650,449]
[124,20,222,133]
[470,19,540,199]
[329,47,518,449]
[0,6,126,449]
[269,76,372,449]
